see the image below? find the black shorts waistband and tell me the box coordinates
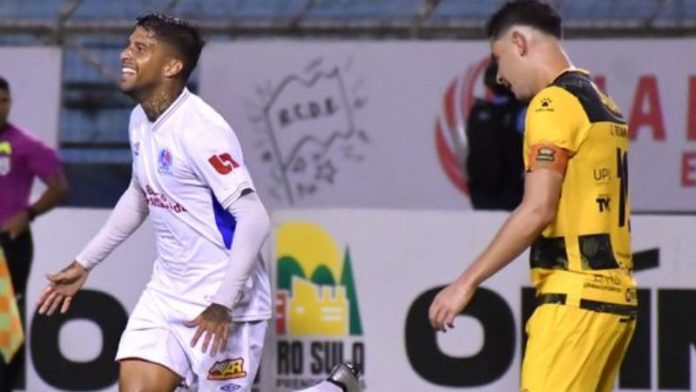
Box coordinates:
[537,293,638,317]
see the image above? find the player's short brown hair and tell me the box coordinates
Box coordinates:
[0,77,9,95]
[486,0,563,40]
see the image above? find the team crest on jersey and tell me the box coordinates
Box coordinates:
[207,358,247,381]
[158,148,173,173]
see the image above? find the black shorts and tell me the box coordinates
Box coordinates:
[0,229,32,390]
[1,229,33,301]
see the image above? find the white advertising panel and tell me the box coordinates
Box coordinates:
[21,211,695,391]
[200,40,696,212]
[268,209,696,391]
[0,47,62,147]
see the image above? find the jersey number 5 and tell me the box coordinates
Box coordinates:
[209,153,240,175]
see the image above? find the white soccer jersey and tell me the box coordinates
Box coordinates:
[128,88,270,321]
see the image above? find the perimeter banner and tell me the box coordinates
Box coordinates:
[200,40,696,212]
[267,209,696,391]
[22,208,696,391]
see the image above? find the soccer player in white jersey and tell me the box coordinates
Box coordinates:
[37,14,271,391]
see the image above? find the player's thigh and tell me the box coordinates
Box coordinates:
[187,320,268,392]
[119,358,182,392]
[595,316,636,392]
[522,304,569,391]
[117,290,193,389]
[522,304,633,392]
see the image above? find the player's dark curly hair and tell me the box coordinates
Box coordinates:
[135,13,205,81]
[486,0,562,40]
[0,77,9,95]
[483,62,513,97]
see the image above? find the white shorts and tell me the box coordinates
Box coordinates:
[116,288,267,391]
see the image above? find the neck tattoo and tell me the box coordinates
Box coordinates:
[141,89,179,122]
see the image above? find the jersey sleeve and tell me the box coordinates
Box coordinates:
[524,86,590,171]
[183,122,254,208]
[75,175,149,270]
[25,136,62,181]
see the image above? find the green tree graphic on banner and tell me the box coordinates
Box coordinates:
[277,255,305,294]
[341,248,363,335]
[311,265,336,286]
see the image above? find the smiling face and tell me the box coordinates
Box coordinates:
[119,26,177,99]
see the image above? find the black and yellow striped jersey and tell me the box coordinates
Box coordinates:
[524,69,637,308]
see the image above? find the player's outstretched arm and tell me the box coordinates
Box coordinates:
[74,176,149,270]
[429,168,563,331]
[36,177,148,315]
[37,261,88,315]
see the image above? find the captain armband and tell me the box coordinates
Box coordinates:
[527,143,569,175]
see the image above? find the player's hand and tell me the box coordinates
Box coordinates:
[186,303,232,357]
[428,279,476,332]
[2,210,30,240]
[37,261,89,316]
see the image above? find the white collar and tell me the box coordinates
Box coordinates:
[146,87,191,132]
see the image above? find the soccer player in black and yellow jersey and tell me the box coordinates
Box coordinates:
[429,1,637,391]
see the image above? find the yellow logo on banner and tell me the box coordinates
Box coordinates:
[0,246,24,364]
[275,222,362,337]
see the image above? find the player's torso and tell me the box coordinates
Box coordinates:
[0,128,38,222]
[528,71,636,306]
[130,97,230,282]
[129,91,272,318]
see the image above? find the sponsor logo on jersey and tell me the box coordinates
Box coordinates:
[207,358,247,381]
[209,152,240,175]
[593,167,611,182]
[536,146,556,162]
[219,383,241,391]
[158,148,173,173]
[596,195,611,212]
[535,97,554,112]
[144,185,187,213]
